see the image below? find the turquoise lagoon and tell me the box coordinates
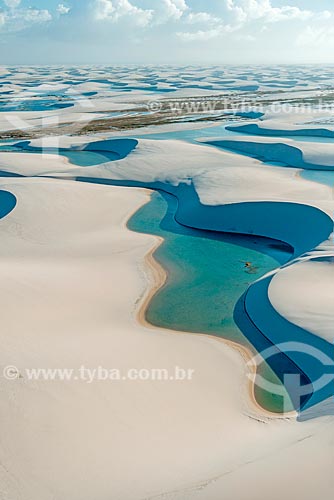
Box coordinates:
[129,191,288,337]
[0,145,119,166]
[127,189,293,412]
[0,125,311,411]
[2,124,328,412]
[301,170,334,187]
[0,137,138,166]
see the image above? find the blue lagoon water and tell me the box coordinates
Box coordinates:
[1,125,328,413]
[128,190,293,411]
[301,170,334,187]
[0,145,119,166]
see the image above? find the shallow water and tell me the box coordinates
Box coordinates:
[55,150,119,166]
[1,128,328,412]
[301,169,334,187]
[291,135,334,144]
[128,190,292,412]
[0,145,118,166]
[131,122,241,143]
[0,99,74,112]
[0,189,16,218]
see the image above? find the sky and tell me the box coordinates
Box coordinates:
[1,0,334,65]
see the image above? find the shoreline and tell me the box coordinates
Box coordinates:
[125,188,296,421]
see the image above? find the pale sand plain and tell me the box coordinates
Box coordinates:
[0,176,333,500]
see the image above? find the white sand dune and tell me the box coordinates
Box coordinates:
[226,109,334,137]
[269,256,334,343]
[1,66,334,499]
[202,135,334,169]
[1,138,333,217]
[0,176,333,500]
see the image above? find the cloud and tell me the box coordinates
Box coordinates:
[177,27,224,41]
[225,0,313,25]
[95,0,153,26]
[57,4,71,15]
[235,33,255,41]
[0,5,52,33]
[316,10,333,21]
[159,0,188,21]
[296,25,334,48]
[185,12,220,25]
[92,0,329,42]
[14,8,52,24]
[92,0,325,36]
[176,0,327,42]
[94,0,189,26]
[3,0,21,8]
[2,0,333,46]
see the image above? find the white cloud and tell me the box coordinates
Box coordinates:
[95,0,113,19]
[0,5,52,32]
[21,8,52,24]
[94,0,190,26]
[296,25,334,48]
[235,33,255,41]
[177,27,224,41]
[57,4,71,15]
[95,0,153,27]
[185,12,220,25]
[3,0,21,8]
[177,0,327,42]
[92,0,332,44]
[225,0,313,25]
[316,10,333,21]
[159,0,188,21]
